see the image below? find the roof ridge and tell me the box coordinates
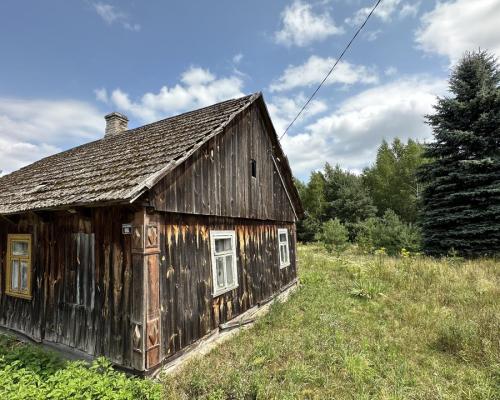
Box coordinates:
[0,92,263,214]
[123,92,258,137]
[0,93,259,184]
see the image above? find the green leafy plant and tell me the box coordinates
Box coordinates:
[355,210,421,256]
[315,218,349,253]
[0,338,162,400]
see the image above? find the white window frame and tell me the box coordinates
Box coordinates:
[210,230,239,297]
[278,228,290,269]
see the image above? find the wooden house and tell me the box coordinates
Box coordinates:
[0,92,303,374]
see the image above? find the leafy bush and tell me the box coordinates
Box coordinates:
[315,218,349,253]
[0,336,162,400]
[355,209,421,256]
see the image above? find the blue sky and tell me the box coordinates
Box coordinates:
[1,0,499,180]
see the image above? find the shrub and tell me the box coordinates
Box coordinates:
[355,209,421,256]
[316,218,349,253]
[297,214,321,242]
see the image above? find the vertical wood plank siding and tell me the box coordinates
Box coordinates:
[0,207,137,368]
[150,103,297,222]
[158,213,297,360]
[0,100,300,373]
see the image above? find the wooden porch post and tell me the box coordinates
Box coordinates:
[131,208,161,372]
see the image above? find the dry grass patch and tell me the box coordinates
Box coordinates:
[161,244,499,399]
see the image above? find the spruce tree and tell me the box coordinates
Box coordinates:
[419,50,500,256]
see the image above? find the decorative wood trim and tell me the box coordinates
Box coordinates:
[210,230,239,297]
[271,155,298,221]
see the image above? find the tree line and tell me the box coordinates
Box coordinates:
[295,50,500,257]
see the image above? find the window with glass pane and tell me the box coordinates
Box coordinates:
[278,229,290,268]
[211,231,238,296]
[6,234,32,299]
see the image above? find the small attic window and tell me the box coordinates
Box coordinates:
[251,159,257,178]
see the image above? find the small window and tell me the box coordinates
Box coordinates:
[278,229,290,269]
[210,231,238,296]
[251,159,257,178]
[6,234,32,299]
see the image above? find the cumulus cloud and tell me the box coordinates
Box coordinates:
[415,0,500,63]
[281,76,447,177]
[275,1,344,47]
[97,66,245,123]
[0,138,60,176]
[399,1,421,18]
[364,29,382,42]
[270,55,378,92]
[0,98,103,174]
[93,2,141,31]
[385,66,398,76]
[345,0,419,26]
[267,94,328,136]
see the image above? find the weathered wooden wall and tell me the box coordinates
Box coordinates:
[157,213,297,361]
[149,103,297,222]
[0,207,138,368]
[0,208,298,373]
[0,100,301,373]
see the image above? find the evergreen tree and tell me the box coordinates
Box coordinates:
[419,50,500,256]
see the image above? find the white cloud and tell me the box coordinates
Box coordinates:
[0,138,60,176]
[275,1,344,47]
[281,76,447,177]
[97,66,245,123]
[94,88,108,103]
[270,55,378,92]
[93,2,141,31]
[400,2,420,18]
[267,94,328,136]
[232,53,244,64]
[0,98,103,174]
[385,66,398,76]
[181,67,216,86]
[416,0,500,63]
[364,29,381,42]
[346,0,419,26]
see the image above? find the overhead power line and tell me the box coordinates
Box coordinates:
[279,0,383,141]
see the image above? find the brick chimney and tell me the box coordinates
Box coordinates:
[104,112,128,137]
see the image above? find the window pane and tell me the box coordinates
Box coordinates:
[280,245,285,264]
[216,257,225,289]
[11,260,19,290]
[225,255,234,286]
[279,233,287,243]
[284,246,289,263]
[215,238,232,253]
[12,241,28,256]
[20,261,29,291]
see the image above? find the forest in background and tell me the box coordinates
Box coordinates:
[295,138,425,256]
[295,50,500,257]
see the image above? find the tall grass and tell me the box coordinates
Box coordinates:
[162,244,500,399]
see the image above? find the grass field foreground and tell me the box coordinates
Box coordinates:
[0,244,498,399]
[161,244,500,399]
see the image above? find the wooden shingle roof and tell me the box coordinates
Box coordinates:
[0,93,260,215]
